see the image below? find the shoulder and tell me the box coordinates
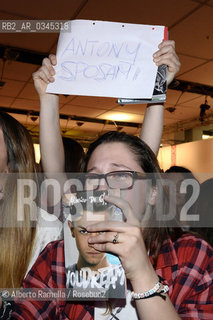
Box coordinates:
[159,234,213,311]
[33,239,65,266]
[34,209,63,259]
[174,232,212,247]
[158,233,212,273]
[24,240,65,288]
[27,240,65,278]
[27,211,63,273]
[36,208,63,236]
[173,233,212,267]
[43,238,64,251]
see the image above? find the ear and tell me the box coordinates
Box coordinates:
[68,220,75,238]
[148,186,157,206]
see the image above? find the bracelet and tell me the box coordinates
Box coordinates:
[140,286,169,301]
[131,278,169,301]
[131,279,161,300]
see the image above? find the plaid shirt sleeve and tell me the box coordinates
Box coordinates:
[11,240,93,320]
[157,234,213,320]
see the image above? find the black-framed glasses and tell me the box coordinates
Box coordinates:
[80,170,146,191]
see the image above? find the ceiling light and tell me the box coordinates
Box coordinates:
[105,113,132,122]
[202,134,212,140]
[33,144,41,163]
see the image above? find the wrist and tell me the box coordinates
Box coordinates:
[40,93,59,103]
[146,102,164,108]
[40,94,59,113]
[131,277,169,301]
[130,263,159,292]
[131,274,159,293]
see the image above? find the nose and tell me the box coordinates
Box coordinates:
[87,231,100,246]
[97,177,108,191]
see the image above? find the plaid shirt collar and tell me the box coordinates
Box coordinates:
[155,237,179,270]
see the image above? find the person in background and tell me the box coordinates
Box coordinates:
[38,136,85,217]
[0,112,63,318]
[62,137,85,173]
[193,178,213,247]
[165,165,200,231]
[0,111,37,288]
[39,136,85,174]
[27,138,85,272]
[0,111,38,317]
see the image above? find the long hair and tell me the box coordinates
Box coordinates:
[0,111,37,288]
[63,137,85,173]
[83,131,182,265]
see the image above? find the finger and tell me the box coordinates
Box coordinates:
[92,242,123,256]
[41,64,55,81]
[154,52,179,68]
[88,231,125,244]
[86,220,127,233]
[33,66,55,84]
[153,41,176,63]
[87,221,142,240]
[158,40,175,49]
[49,54,57,66]
[32,69,49,84]
[154,50,180,71]
[153,44,175,59]
[42,57,56,76]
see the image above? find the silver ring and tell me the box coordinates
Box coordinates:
[112,232,119,244]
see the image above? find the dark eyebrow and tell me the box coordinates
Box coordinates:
[76,225,87,230]
[87,167,97,173]
[111,163,132,170]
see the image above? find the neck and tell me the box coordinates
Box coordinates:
[77,256,109,271]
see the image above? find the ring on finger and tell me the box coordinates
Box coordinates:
[112,232,119,244]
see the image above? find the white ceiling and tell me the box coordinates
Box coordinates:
[0,0,213,145]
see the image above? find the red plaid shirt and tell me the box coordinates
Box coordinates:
[12,234,213,319]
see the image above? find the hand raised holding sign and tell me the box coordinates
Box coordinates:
[33,54,57,97]
[153,40,180,86]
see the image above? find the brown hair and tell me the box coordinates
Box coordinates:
[84,131,182,265]
[0,111,37,288]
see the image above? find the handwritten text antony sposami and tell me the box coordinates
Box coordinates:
[58,38,142,82]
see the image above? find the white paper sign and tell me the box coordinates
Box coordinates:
[46,20,166,99]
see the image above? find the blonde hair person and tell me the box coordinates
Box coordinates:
[0,111,38,289]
